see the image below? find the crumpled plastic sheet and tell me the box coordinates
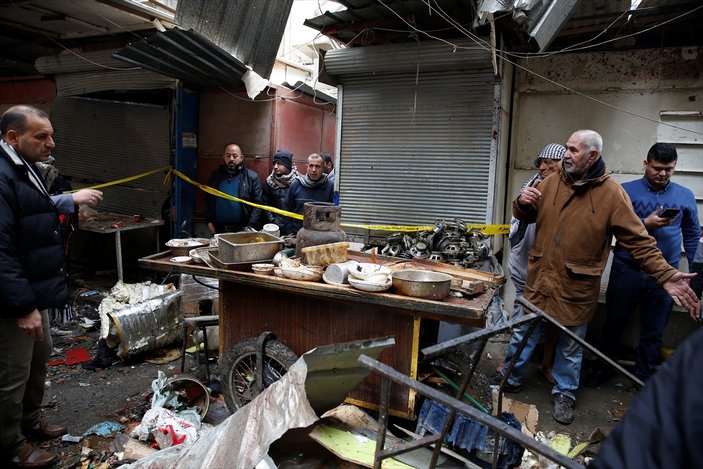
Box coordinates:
[130,408,200,449]
[129,371,203,449]
[122,356,318,469]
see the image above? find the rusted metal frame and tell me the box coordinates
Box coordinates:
[359,355,582,469]
[428,336,490,467]
[493,318,540,469]
[421,312,538,359]
[255,331,275,397]
[373,377,391,469]
[517,297,645,388]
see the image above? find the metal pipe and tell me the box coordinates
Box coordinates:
[517,297,644,388]
[359,354,582,469]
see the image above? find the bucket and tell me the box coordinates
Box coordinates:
[160,375,210,419]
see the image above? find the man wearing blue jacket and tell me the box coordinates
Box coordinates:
[586,142,701,386]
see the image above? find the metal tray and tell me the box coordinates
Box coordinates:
[208,251,274,272]
[216,231,283,263]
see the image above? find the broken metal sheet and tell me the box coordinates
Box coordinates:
[98,281,181,358]
[475,0,578,51]
[304,337,396,415]
[123,337,395,468]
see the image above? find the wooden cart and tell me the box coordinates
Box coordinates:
[139,251,500,418]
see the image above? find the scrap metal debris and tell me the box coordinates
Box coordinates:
[380,218,494,269]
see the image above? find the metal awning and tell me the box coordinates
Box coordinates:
[113,28,248,88]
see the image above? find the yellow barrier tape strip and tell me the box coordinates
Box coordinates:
[170,168,509,234]
[67,165,170,193]
[170,168,303,220]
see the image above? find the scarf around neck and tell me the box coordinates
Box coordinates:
[266,169,298,189]
[299,173,329,189]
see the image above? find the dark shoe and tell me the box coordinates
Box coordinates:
[582,366,612,388]
[22,419,67,440]
[489,372,521,393]
[552,393,574,425]
[10,443,57,468]
[81,338,118,371]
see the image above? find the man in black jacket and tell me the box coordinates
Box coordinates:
[205,143,264,234]
[0,105,71,468]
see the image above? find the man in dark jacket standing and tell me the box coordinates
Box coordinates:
[263,149,299,236]
[205,143,263,234]
[285,153,334,233]
[0,105,70,468]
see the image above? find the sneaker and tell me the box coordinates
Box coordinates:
[489,372,521,393]
[552,393,574,425]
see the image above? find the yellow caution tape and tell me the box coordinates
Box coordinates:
[64,166,508,234]
[66,165,170,193]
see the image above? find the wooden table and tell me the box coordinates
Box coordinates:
[81,212,163,281]
[139,251,499,418]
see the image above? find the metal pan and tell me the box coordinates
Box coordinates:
[391,269,453,300]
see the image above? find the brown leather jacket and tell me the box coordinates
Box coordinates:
[512,161,676,326]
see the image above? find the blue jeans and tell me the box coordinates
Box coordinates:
[502,302,588,400]
[601,260,674,381]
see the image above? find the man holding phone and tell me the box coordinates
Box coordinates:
[585,143,701,387]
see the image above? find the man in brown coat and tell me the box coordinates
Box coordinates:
[492,129,699,425]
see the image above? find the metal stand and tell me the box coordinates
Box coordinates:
[359,296,643,469]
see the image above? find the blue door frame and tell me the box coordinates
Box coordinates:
[172,87,199,238]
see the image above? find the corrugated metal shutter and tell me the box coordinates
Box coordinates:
[330,41,497,226]
[50,96,170,218]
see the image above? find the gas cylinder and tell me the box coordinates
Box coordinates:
[295,202,346,257]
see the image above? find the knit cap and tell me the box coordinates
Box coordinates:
[273,150,293,171]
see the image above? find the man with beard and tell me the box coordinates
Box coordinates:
[493,129,699,425]
[205,143,263,234]
[585,143,700,387]
[493,143,565,387]
[263,149,299,236]
[285,153,334,233]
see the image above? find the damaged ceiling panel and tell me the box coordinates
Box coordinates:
[113,28,249,88]
[175,0,294,80]
[307,0,703,52]
[304,0,477,47]
[0,0,175,76]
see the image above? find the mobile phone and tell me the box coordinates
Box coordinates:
[661,208,680,218]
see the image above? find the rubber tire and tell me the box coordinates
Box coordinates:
[222,338,298,412]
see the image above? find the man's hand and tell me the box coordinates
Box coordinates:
[207,222,216,235]
[72,189,103,207]
[662,272,701,321]
[17,309,44,341]
[644,206,674,230]
[517,186,542,208]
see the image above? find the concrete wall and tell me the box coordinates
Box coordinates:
[503,46,703,346]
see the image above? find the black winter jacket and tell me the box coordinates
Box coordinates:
[205,164,264,229]
[0,145,68,318]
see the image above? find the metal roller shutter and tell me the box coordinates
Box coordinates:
[336,64,497,226]
[50,96,170,219]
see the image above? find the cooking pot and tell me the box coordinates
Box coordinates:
[391,270,453,300]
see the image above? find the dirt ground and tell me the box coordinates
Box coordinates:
[36,271,638,468]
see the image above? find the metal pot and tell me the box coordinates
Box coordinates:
[391,270,453,300]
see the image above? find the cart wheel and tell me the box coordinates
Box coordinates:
[223,337,298,412]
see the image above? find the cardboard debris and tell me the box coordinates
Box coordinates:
[491,390,539,437]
